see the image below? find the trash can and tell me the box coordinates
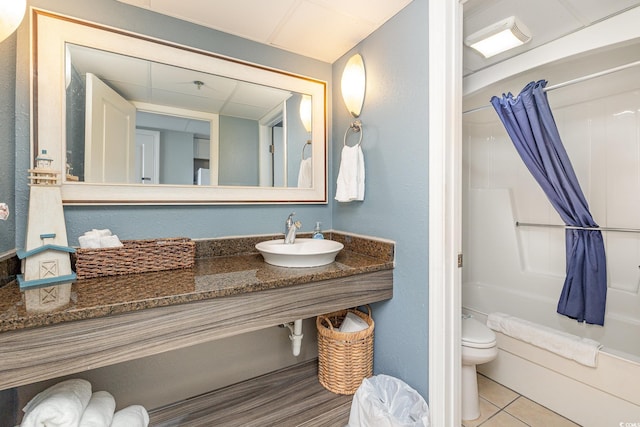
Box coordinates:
[347,374,430,427]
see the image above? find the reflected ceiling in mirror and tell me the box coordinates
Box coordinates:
[67,44,294,120]
[33,9,327,204]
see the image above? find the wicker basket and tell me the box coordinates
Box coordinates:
[316,306,374,395]
[74,237,195,279]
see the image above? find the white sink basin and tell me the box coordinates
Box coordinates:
[255,238,344,268]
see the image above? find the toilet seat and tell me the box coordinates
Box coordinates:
[462,317,496,349]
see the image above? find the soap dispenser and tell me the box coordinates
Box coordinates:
[312,222,324,239]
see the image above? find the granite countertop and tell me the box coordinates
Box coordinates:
[0,233,394,333]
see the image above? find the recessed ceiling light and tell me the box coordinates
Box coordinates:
[465,16,531,58]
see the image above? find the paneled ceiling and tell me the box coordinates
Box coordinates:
[117,0,640,73]
[115,0,414,63]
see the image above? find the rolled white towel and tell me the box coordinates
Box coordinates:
[99,235,123,248]
[79,235,101,249]
[79,391,116,427]
[21,378,92,427]
[487,312,602,367]
[110,405,149,427]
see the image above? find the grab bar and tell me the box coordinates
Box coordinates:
[516,221,640,233]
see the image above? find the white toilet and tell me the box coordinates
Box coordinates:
[461,315,498,421]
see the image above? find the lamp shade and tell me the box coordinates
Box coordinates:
[299,94,312,133]
[0,0,26,43]
[341,53,366,118]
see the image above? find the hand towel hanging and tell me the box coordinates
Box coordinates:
[335,144,365,202]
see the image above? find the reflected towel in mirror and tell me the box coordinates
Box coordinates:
[297,157,312,188]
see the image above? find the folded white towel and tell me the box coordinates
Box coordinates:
[83,229,112,238]
[21,379,92,427]
[297,157,313,188]
[335,144,364,202]
[79,235,101,249]
[487,312,602,367]
[99,235,123,248]
[79,391,116,427]
[110,405,149,427]
[90,229,112,237]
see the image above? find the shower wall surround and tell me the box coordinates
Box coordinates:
[463,72,640,358]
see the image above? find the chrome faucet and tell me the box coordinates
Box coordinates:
[284,212,302,244]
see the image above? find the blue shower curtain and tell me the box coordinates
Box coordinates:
[490,80,607,326]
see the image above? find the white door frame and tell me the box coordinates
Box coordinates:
[428,1,463,426]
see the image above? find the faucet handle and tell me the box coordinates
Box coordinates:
[286,212,296,225]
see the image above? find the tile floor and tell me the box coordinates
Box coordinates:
[462,374,581,427]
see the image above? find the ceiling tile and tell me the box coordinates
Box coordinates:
[117,0,150,7]
[151,64,238,102]
[313,0,413,25]
[117,0,413,63]
[272,1,377,62]
[231,83,291,110]
[148,0,298,42]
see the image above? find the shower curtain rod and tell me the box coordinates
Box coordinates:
[516,221,640,234]
[463,59,640,115]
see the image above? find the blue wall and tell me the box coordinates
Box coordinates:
[0,34,17,253]
[3,0,432,402]
[9,0,333,246]
[332,0,430,397]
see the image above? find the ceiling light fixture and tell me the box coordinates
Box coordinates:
[465,16,531,58]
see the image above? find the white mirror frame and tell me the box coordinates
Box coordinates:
[32,9,327,205]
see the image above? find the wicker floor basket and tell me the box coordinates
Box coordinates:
[74,237,195,279]
[316,306,374,395]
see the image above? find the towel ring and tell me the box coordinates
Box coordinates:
[301,140,311,160]
[343,120,363,147]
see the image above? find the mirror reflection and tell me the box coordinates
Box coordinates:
[34,10,326,204]
[65,44,313,188]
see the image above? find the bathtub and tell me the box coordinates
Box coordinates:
[463,302,640,426]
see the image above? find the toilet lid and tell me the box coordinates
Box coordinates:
[462,317,496,349]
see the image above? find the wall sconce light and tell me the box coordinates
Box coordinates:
[341,53,366,136]
[0,0,27,43]
[464,16,531,58]
[299,94,312,133]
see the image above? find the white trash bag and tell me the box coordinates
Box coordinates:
[348,374,430,427]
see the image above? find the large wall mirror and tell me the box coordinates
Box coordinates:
[32,9,327,204]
